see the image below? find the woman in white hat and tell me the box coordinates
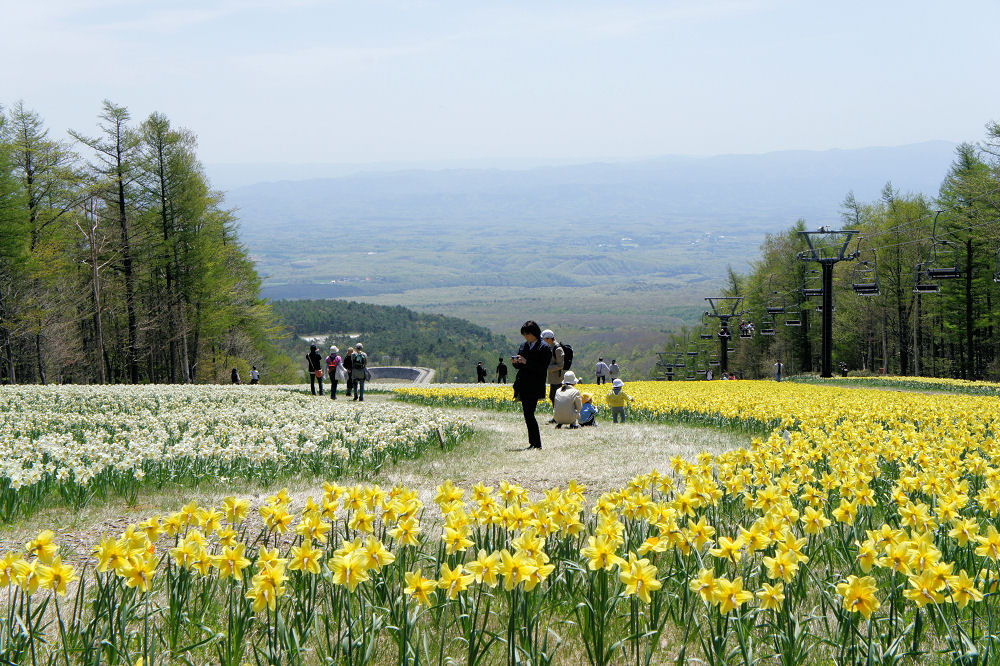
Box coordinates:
[552,370,583,428]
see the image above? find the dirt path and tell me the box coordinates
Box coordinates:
[0,395,746,563]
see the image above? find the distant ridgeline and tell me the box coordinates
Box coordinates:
[272,299,513,382]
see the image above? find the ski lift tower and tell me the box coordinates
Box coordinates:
[797,228,858,378]
[704,296,745,375]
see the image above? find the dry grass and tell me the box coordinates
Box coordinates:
[0,395,746,561]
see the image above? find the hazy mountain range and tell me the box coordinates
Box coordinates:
[215,141,961,376]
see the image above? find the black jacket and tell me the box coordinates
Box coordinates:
[307,351,322,372]
[512,340,551,401]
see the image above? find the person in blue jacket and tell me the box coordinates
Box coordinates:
[578,393,598,426]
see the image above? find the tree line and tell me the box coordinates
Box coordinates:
[0,100,294,385]
[663,122,1000,380]
[273,299,512,382]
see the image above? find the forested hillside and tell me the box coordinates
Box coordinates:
[0,100,295,385]
[273,299,514,382]
[663,122,1000,381]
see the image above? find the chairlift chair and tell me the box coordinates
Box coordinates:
[922,211,962,280]
[764,276,785,314]
[738,325,753,340]
[851,260,880,296]
[784,304,802,327]
[913,262,941,294]
[760,313,775,336]
[802,269,823,298]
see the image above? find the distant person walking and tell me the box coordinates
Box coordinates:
[231,368,240,384]
[352,343,368,401]
[326,347,342,399]
[306,344,324,395]
[250,366,260,384]
[541,330,566,416]
[595,357,609,384]
[774,360,784,382]
[476,361,487,383]
[609,360,621,381]
[496,357,508,384]
[512,320,551,450]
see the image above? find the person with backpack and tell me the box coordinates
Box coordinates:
[352,343,368,401]
[496,357,508,384]
[512,320,552,450]
[595,357,609,384]
[541,329,565,418]
[306,344,324,395]
[476,361,487,383]
[342,346,354,396]
[326,346,343,399]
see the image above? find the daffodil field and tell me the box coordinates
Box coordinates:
[0,386,472,522]
[4,380,1000,663]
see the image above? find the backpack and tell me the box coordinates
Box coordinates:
[353,352,367,371]
[559,343,574,370]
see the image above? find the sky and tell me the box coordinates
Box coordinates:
[3,0,999,168]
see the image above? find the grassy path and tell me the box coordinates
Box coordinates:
[0,395,746,562]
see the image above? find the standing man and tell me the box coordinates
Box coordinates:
[342,346,354,397]
[774,360,784,382]
[541,329,565,416]
[476,361,487,383]
[306,344,324,395]
[512,320,551,450]
[352,343,368,401]
[609,359,621,382]
[595,357,609,384]
[496,357,508,384]
[250,366,260,384]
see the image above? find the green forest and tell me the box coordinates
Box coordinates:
[272,299,513,382]
[662,122,1000,381]
[0,100,296,385]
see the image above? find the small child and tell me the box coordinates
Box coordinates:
[606,378,635,424]
[579,393,598,426]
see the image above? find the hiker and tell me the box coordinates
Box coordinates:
[512,320,552,450]
[231,368,240,384]
[541,329,565,418]
[343,346,354,397]
[496,357,508,384]
[553,371,583,428]
[774,360,784,382]
[250,366,260,384]
[578,393,598,426]
[607,378,635,423]
[595,357,609,384]
[352,343,368,401]
[609,359,621,381]
[306,344,324,395]
[476,361,487,383]
[326,347,343,399]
